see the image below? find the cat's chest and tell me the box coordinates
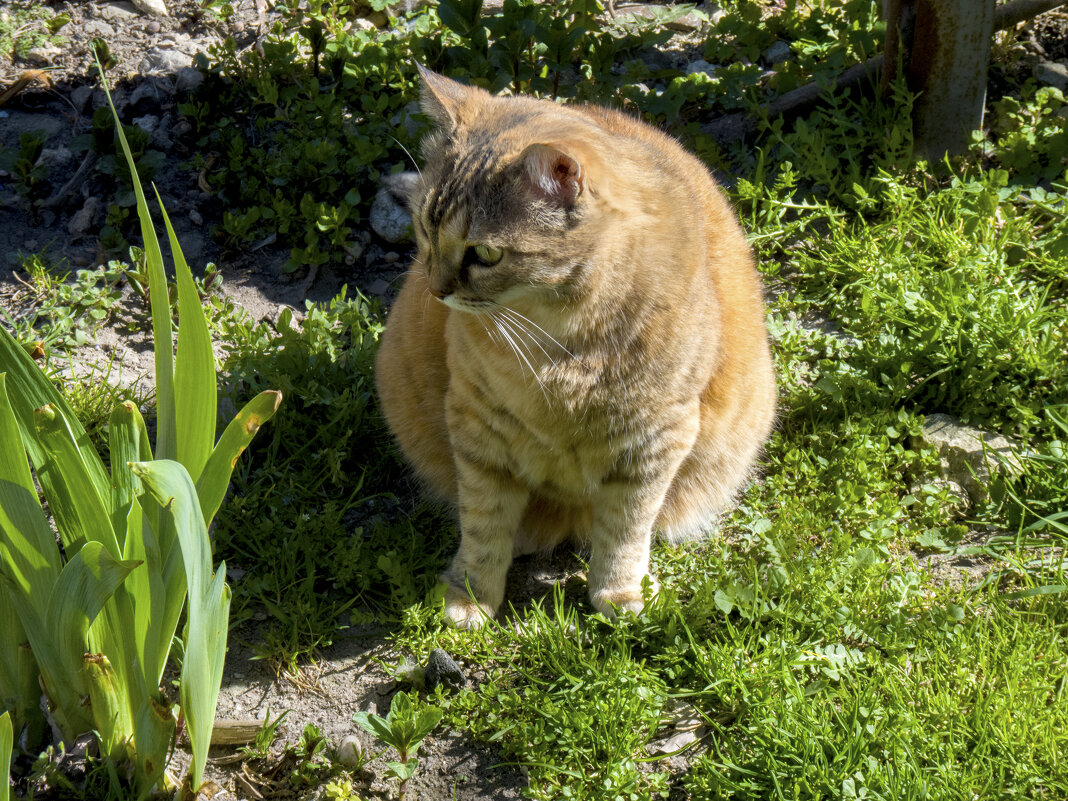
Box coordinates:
[448,332,642,494]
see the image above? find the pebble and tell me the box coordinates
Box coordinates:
[369,186,413,243]
[37,146,74,170]
[189,209,204,226]
[1033,60,1068,92]
[69,197,104,237]
[82,19,116,37]
[231,20,245,33]
[175,66,204,93]
[71,85,94,114]
[368,278,391,297]
[130,81,162,110]
[761,40,793,66]
[140,47,194,74]
[145,19,161,33]
[424,648,465,693]
[97,1,141,20]
[133,114,159,133]
[131,0,170,16]
[336,735,363,767]
[24,45,62,68]
[686,59,719,77]
[383,251,400,264]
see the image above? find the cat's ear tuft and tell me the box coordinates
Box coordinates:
[521,143,585,208]
[416,63,471,130]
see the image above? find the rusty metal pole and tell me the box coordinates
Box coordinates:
[906,0,996,160]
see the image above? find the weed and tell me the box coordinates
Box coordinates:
[240,709,289,760]
[0,2,69,61]
[353,691,442,800]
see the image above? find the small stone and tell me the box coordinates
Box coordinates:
[23,45,62,68]
[82,19,116,37]
[130,80,161,109]
[98,1,140,20]
[37,146,73,170]
[131,0,169,16]
[69,196,104,237]
[145,19,161,33]
[424,648,465,693]
[347,18,377,33]
[917,414,1022,506]
[336,735,363,767]
[140,47,194,74]
[189,208,204,226]
[702,2,726,24]
[369,186,413,244]
[231,19,245,33]
[369,278,391,297]
[133,114,159,133]
[686,59,719,77]
[648,727,702,755]
[71,85,94,114]
[383,251,400,264]
[175,66,204,93]
[761,40,793,66]
[1033,61,1068,92]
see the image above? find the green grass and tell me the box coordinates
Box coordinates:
[4,0,1067,798]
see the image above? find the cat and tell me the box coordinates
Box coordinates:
[375,65,777,628]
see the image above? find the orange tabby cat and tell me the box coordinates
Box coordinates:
[375,66,776,628]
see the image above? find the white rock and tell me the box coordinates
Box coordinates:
[140,47,193,74]
[133,114,159,133]
[37,146,73,170]
[686,59,719,77]
[336,735,363,767]
[23,45,62,68]
[1034,61,1068,92]
[369,186,413,244]
[98,1,141,20]
[131,0,169,16]
[919,414,1022,505]
[69,196,104,237]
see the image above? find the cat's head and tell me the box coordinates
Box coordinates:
[402,66,611,314]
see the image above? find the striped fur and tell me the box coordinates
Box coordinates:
[375,68,776,628]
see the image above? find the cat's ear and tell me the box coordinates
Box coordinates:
[521,143,585,207]
[416,63,471,130]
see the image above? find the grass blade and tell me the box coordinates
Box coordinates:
[196,390,282,525]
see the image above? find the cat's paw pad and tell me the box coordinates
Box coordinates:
[590,578,660,619]
[442,585,495,630]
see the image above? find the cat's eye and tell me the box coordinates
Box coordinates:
[472,244,504,266]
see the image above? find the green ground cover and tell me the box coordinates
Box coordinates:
[4,0,1067,798]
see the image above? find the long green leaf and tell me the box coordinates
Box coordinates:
[108,401,152,516]
[33,404,119,558]
[0,329,112,526]
[0,710,12,801]
[158,191,217,484]
[96,55,175,462]
[0,375,61,599]
[129,460,230,792]
[196,390,282,526]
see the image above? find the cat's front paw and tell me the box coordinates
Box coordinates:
[442,584,496,629]
[590,577,660,619]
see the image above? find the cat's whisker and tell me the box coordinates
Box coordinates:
[497,305,579,361]
[495,309,558,367]
[492,314,550,403]
[389,136,423,182]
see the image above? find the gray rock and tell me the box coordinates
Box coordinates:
[37,146,73,170]
[919,414,1022,506]
[23,45,62,68]
[97,1,141,20]
[648,727,702,755]
[145,19,161,34]
[424,648,465,693]
[82,19,116,37]
[140,47,194,74]
[702,2,726,24]
[71,85,94,115]
[69,196,104,237]
[686,59,719,77]
[133,114,159,133]
[129,80,162,111]
[189,208,203,226]
[369,185,414,244]
[175,67,204,93]
[761,40,793,66]
[150,112,175,149]
[1034,61,1068,92]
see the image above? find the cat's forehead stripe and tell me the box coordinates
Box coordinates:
[427,134,503,228]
